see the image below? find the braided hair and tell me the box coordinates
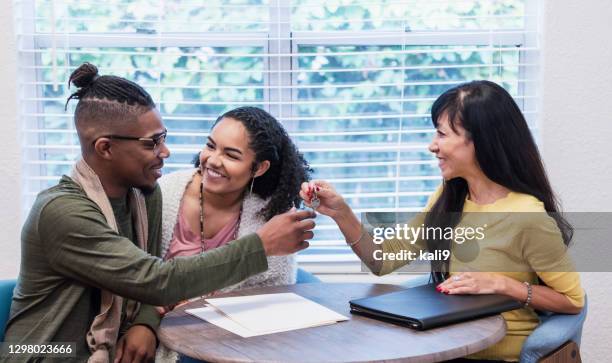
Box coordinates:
[195,107,312,221]
[65,63,155,145]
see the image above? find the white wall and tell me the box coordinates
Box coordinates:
[0,0,21,279]
[540,1,612,361]
[1,0,611,360]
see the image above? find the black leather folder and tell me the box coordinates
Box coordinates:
[349,283,522,330]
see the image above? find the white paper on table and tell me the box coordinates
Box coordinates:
[189,292,348,337]
[206,292,348,333]
[186,306,258,337]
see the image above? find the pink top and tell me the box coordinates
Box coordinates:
[164,198,240,261]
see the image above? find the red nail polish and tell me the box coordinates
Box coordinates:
[316,186,320,191]
[435,286,441,292]
[443,290,449,295]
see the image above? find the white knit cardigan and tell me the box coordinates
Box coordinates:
[155,169,297,363]
[158,169,297,291]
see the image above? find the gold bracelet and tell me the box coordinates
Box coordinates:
[347,225,366,247]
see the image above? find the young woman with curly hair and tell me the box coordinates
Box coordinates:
[159,106,311,297]
[155,106,311,361]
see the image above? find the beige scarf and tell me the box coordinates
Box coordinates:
[71,159,149,363]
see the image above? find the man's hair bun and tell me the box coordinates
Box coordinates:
[68,62,99,89]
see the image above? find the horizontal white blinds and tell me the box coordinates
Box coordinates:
[15,0,538,274]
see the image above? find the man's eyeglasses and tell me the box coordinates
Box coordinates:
[96,129,168,154]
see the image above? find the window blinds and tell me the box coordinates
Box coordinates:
[14,0,539,278]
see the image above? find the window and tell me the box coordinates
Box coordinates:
[16,0,538,281]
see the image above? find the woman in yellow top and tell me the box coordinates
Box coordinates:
[300,80,584,362]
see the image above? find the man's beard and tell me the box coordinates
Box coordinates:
[137,182,157,195]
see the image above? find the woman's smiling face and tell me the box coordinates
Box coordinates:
[199,117,268,195]
[428,113,478,180]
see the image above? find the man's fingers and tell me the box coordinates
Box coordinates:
[132,350,145,363]
[137,346,154,363]
[113,338,125,363]
[302,230,314,240]
[297,240,310,251]
[119,346,135,363]
[296,219,316,231]
[147,345,156,363]
[292,209,316,221]
[285,240,309,254]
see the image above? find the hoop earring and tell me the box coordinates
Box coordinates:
[249,177,255,195]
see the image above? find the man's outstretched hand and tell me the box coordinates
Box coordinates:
[256,208,316,256]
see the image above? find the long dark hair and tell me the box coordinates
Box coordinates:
[195,107,312,221]
[425,80,573,281]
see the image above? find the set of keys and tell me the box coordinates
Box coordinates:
[310,189,320,211]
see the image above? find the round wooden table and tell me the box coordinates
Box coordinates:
[159,283,507,363]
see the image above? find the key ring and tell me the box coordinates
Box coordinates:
[310,187,320,211]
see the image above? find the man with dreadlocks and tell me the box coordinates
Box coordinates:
[3,63,315,363]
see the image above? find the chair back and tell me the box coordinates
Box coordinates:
[0,279,17,341]
[296,268,321,283]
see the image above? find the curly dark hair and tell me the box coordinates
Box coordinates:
[194,107,312,221]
